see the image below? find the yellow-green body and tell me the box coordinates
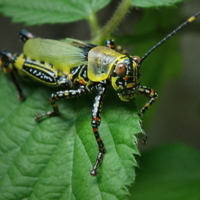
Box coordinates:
[18,37,141,102]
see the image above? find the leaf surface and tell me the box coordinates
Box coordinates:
[129,143,200,200]
[132,0,188,7]
[0,0,111,25]
[0,0,188,25]
[0,75,141,200]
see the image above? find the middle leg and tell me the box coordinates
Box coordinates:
[35,85,87,121]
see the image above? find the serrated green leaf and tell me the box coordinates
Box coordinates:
[132,0,188,7]
[129,143,200,200]
[0,0,111,25]
[0,72,141,200]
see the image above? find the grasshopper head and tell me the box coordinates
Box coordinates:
[111,55,141,101]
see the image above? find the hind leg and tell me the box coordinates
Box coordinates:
[0,51,25,101]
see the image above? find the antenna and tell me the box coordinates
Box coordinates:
[139,11,200,65]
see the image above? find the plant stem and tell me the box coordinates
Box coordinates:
[91,0,132,44]
[88,11,100,38]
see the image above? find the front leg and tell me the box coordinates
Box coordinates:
[138,86,158,115]
[35,85,87,121]
[90,83,107,176]
[137,86,158,143]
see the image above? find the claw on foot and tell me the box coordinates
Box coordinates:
[18,94,25,102]
[34,111,56,122]
[90,169,98,176]
[142,135,147,145]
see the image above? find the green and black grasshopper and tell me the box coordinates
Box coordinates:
[0,11,200,176]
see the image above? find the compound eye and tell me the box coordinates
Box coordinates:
[132,56,141,63]
[115,63,126,76]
